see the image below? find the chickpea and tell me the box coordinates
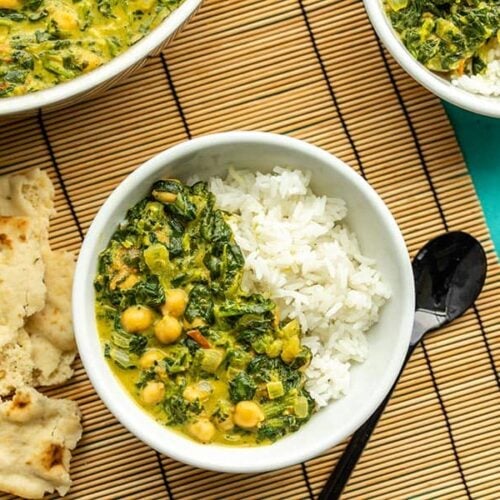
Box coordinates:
[183,382,212,403]
[0,0,21,8]
[187,418,216,444]
[141,381,165,405]
[153,191,177,204]
[233,401,265,429]
[161,289,188,318]
[121,305,154,333]
[154,315,182,344]
[139,350,164,369]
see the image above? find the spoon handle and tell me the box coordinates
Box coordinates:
[318,347,415,500]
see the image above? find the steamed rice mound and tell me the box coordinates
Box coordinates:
[210,167,390,407]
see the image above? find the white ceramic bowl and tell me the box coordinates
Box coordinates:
[74,131,415,473]
[364,0,500,118]
[0,0,202,120]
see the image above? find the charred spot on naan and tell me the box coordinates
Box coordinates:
[40,443,66,471]
[0,233,11,248]
[0,216,28,227]
[12,391,31,409]
[3,390,37,422]
[0,217,30,246]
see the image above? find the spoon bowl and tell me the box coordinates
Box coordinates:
[413,231,487,325]
[411,232,487,344]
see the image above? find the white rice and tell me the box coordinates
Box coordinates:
[209,167,390,407]
[452,43,500,97]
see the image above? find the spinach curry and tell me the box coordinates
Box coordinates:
[0,0,181,97]
[385,0,499,76]
[95,179,315,445]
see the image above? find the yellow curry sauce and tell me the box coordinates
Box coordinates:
[95,179,315,446]
[0,0,181,96]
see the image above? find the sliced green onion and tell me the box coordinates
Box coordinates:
[143,243,169,275]
[294,396,309,419]
[201,349,224,373]
[266,381,284,400]
[111,330,131,349]
[108,346,136,369]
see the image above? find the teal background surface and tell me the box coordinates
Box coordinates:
[444,103,500,256]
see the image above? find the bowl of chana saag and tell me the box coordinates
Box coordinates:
[0,0,202,118]
[364,0,500,117]
[73,132,415,473]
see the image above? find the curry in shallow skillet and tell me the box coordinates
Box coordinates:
[0,0,181,96]
[95,179,315,446]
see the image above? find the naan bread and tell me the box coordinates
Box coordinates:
[0,169,54,221]
[0,216,46,342]
[0,169,76,391]
[0,215,45,395]
[0,168,53,340]
[0,388,82,499]
[0,170,81,498]
[27,250,76,386]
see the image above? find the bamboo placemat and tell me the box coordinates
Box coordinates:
[1,0,499,498]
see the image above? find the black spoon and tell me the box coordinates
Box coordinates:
[319,231,487,500]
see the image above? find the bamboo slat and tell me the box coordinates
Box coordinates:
[1,0,499,498]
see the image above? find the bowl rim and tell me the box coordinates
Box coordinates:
[363,0,500,118]
[0,0,202,117]
[73,131,415,473]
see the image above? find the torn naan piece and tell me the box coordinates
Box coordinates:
[27,250,76,386]
[0,216,45,395]
[0,388,82,499]
[0,216,46,342]
[0,168,54,221]
[0,170,76,389]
